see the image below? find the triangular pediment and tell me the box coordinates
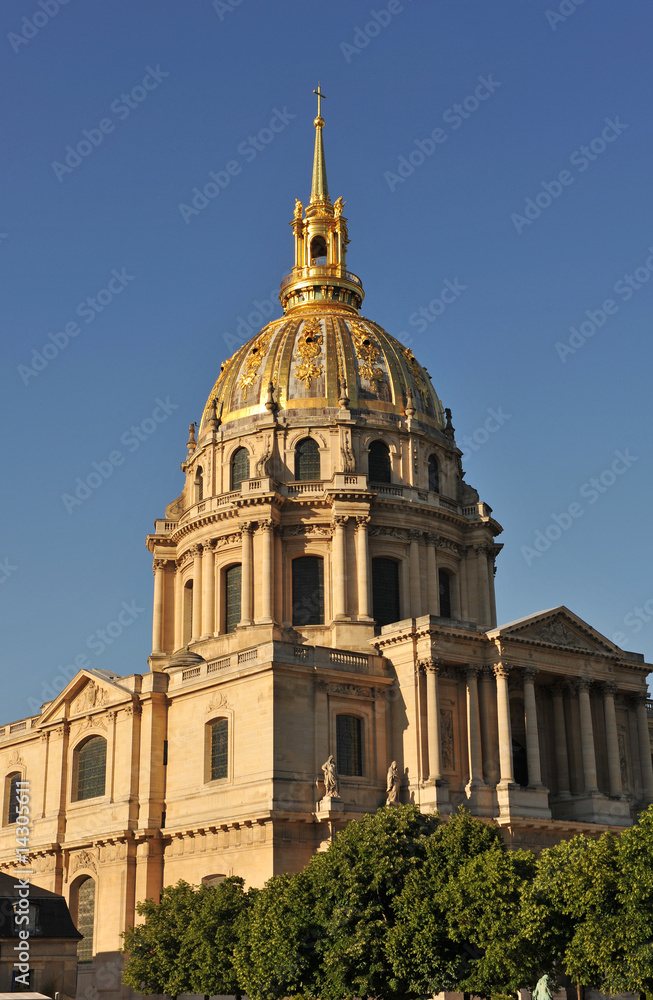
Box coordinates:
[37,669,132,726]
[489,607,621,655]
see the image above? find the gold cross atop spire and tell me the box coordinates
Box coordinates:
[313,83,326,118]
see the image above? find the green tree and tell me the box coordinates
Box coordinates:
[121,880,198,999]
[181,876,252,998]
[610,804,653,995]
[389,806,537,997]
[521,831,621,998]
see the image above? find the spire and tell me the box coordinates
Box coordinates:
[309,84,330,210]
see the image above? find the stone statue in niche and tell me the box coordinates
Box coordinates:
[386,761,401,805]
[321,755,340,797]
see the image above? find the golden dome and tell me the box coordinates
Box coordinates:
[200,311,444,432]
[199,90,444,435]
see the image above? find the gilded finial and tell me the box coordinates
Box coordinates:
[309,82,330,209]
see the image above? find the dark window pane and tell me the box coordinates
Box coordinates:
[294,438,320,481]
[8,774,20,824]
[76,878,96,962]
[336,715,363,776]
[512,738,528,787]
[428,454,439,493]
[438,569,452,619]
[225,564,242,634]
[372,558,400,627]
[368,440,391,484]
[195,467,204,502]
[211,719,228,780]
[76,737,106,801]
[292,557,324,625]
[231,448,250,490]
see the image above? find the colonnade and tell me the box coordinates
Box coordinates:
[419,661,653,802]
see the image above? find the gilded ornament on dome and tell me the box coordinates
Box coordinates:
[402,347,428,402]
[237,324,275,389]
[293,318,324,385]
[350,321,385,390]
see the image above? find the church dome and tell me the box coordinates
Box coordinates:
[199,90,443,436]
[199,312,444,433]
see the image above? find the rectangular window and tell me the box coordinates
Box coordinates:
[336,715,363,776]
[210,719,229,780]
[76,737,107,801]
[225,565,242,634]
[372,557,400,627]
[292,556,324,625]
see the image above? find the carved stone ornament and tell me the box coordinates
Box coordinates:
[321,755,339,797]
[237,323,275,389]
[532,620,588,648]
[71,681,109,714]
[386,761,401,805]
[5,750,24,768]
[206,692,230,713]
[72,849,97,874]
[369,525,407,540]
[327,683,373,698]
[440,708,455,771]
[350,321,385,390]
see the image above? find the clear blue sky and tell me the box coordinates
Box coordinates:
[2,0,652,723]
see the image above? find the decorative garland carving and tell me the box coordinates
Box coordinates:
[71,849,97,874]
[350,321,385,390]
[293,318,324,385]
[402,347,429,402]
[327,683,373,698]
[237,324,275,389]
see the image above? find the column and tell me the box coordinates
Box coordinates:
[479,666,499,784]
[239,522,253,627]
[332,516,348,620]
[214,554,221,635]
[551,682,571,796]
[475,545,490,627]
[151,559,166,654]
[258,521,274,623]
[602,682,623,797]
[459,547,471,620]
[173,561,183,650]
[465,666,484,788]
[424,661,442,782]
[190,545,203,641]
[522,668,543,787]
[425,534,438,615]
[494,663,514,785]
[201,541,215,637]
[577,678,598,793]
[409,531,422,618]
[634,694,653,801]
[356,516,371,620]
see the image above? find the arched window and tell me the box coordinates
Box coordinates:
[231,447,250,491]
[5,772,21,825]
[336,715,363,776]
[428,454,439,493]
[294,437,321,481]
[438,569,452,619]
[292,556,324,625]
[372,557,400,627]
[73,876,96,963]
[310,234,327,264]
[368,440,391,484]
[194,466,204,503]
[210,719,229,780]
[74,736,106,801]
[183,580,193,644]
[225,565,242,634]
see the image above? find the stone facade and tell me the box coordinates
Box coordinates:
[1,105,651,1000]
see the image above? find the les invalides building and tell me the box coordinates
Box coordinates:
[1,95,652,999]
